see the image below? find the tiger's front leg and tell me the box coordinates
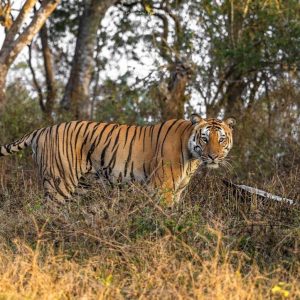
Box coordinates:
[159,181,177,207]
[152,159,200,207]
[151,161,185,207]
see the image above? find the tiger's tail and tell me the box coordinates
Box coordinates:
[0,130,39,157]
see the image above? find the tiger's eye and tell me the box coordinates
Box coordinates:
[201,137,208,143]
[219,137,225,143]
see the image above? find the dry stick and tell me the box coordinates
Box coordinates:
[223,179,295,205]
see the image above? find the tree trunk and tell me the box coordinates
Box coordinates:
[61,0,117,119]
[0,65,8,113]
[224,77,247,117]
[40,22,56,117]
[0,0,60,111]
[158,63,191,120]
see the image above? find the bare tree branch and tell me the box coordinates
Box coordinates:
[40,21,56,117]
[153,12,173,64]
[0,0,60,110]
[27,42,45,112]
[2,0,38,49]
[0,0,61,66]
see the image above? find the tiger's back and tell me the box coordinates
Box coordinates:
[89,119,193,184]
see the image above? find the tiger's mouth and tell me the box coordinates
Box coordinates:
[201,157,220,169]
[206,162,219,169]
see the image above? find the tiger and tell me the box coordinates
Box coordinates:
[0,114,236,206]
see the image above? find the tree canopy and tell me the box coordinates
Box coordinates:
[0,0,299,123]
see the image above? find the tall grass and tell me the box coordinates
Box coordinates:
[0,155,299,299]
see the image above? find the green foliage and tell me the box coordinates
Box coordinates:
[199,0,300,70]
[232,81,300,184]
[0,84,45,144]
[49,0,83,37]
[94,77,159,124]
[130,213,161,239]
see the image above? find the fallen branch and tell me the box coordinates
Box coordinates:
[223,179,295,205]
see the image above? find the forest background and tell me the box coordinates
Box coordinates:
[0,0,299,298]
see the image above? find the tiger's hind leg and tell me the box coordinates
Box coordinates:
[42,176,75,204]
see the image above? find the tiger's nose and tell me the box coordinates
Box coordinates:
[208,154,218,160]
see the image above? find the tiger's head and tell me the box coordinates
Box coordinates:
[188,114,236,169]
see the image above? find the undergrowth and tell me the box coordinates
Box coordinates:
[0,155,299,299]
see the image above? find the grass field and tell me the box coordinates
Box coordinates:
[0,153,299,299]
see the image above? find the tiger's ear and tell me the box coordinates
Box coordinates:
[190,114,203,125]
[225,117,236,128]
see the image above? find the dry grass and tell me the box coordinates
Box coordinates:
[0,155,299,299]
